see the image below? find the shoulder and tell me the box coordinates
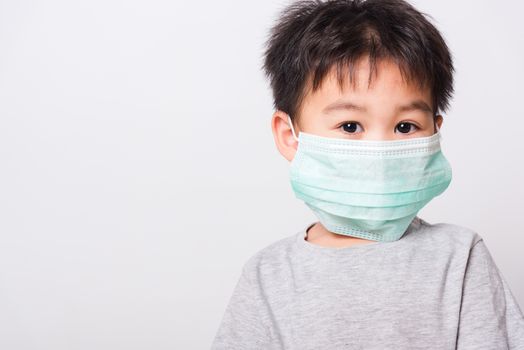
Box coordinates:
[240,231,300,280]
[401,217,490,278]
[413,216,484,252]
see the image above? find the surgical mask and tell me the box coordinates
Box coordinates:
[287,115,452,242]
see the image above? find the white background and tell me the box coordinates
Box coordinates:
[0,0,522,349]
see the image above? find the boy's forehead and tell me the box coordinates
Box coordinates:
[301,57,432,111]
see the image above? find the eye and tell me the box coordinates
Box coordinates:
[395,122,419,134]
[340,121,363,134]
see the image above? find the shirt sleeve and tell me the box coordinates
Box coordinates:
[210,260,282,350]
[456,239,524,349]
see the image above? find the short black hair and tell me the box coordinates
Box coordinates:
[261,0,454,123]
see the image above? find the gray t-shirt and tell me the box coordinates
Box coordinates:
[210,216,524,349]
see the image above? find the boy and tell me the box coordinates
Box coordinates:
[211,0,524,348]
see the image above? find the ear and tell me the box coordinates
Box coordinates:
[434,114,444,131]
[271,110,298,162]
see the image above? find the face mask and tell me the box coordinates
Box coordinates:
[287,115,452,242]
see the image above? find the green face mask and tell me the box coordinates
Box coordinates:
[287,115,452,242]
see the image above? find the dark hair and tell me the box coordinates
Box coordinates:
[261,0,454,123]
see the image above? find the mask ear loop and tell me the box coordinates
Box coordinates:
[434,114,443,141]
[287,115,299,142]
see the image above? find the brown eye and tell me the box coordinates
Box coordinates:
[395,122,418,134]
[341,122,363,133]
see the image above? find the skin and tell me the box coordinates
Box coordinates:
[271,56,444,248]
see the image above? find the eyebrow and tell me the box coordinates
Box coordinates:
[322,99,433,114]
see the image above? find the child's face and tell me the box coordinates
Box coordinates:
[271,56,443,162]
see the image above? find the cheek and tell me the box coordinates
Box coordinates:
[414,115,436,131]
[420,122,437,136]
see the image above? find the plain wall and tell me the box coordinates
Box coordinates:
[0,0,522,349]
